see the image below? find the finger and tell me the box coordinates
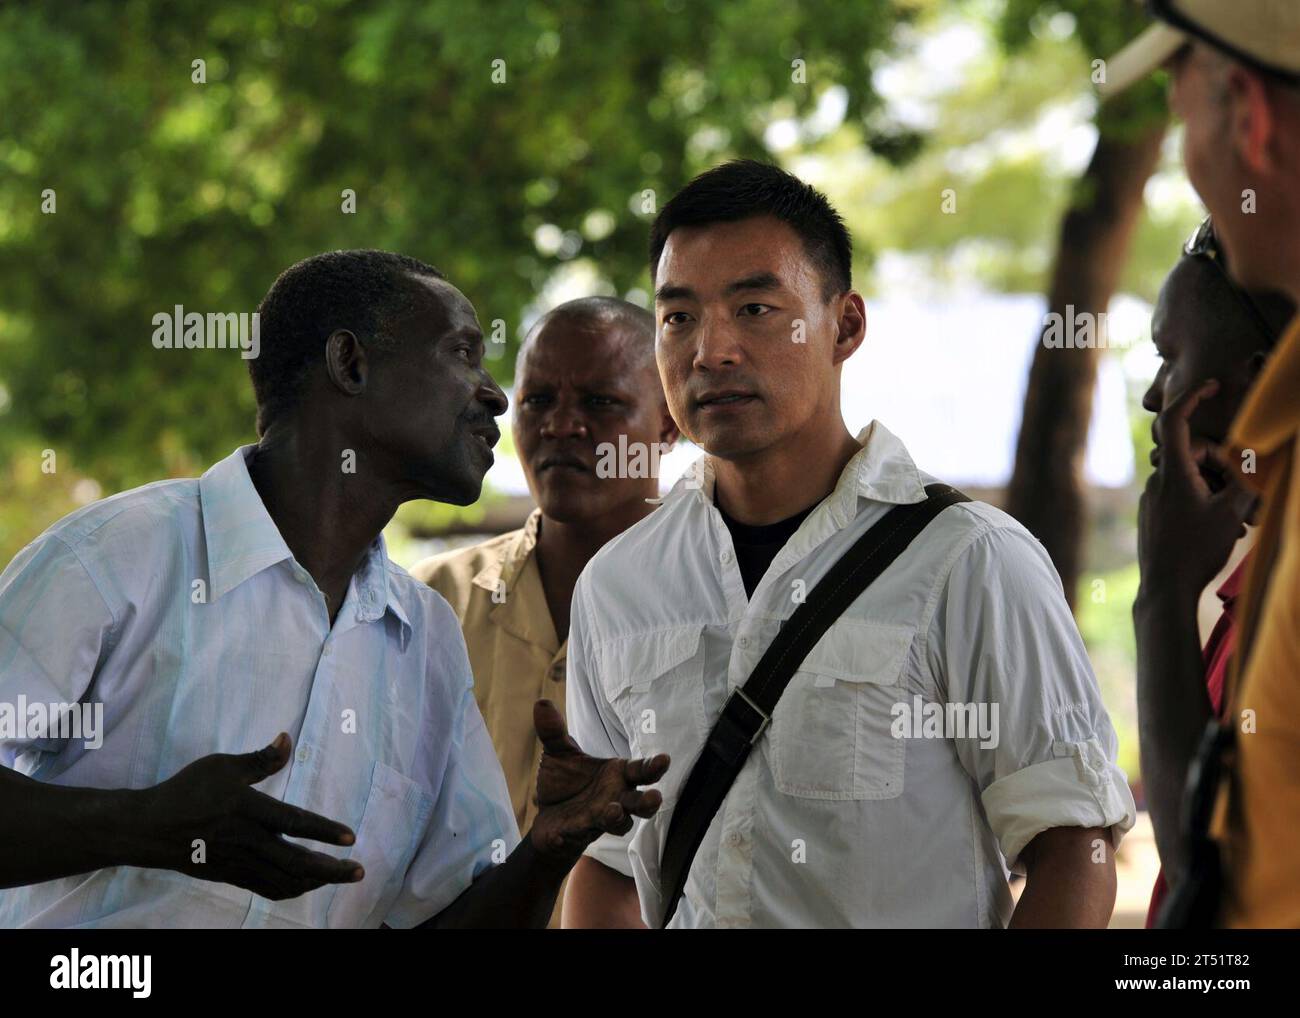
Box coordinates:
[624,754,670,786]
[259,836,365,886]
[1166,378,1220,423]
[207,851,313,902]
[622,788,663,820]
[235,865,318,903]
[230,732,292,785]
[599,802,633,837]
[1160,380,1220,491]
[1209,463,1259,526]
[218,860,292,901]
[533,699,580,756]
[241,789,357,847]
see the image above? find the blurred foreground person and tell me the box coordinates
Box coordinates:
[0,250,665,928]
[1135,222,1294,926]
[1107,0,1300,926]
[412,297,677,927]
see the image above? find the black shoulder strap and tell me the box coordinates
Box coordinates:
[657,483,970,927]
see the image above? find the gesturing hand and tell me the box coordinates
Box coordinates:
[136,732,364,901]
[528,699,669,866]
[1139,380,1256,597]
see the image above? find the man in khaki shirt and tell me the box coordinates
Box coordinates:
[412,297,678,927]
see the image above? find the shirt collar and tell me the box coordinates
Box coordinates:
[352,537,412,639]
[835,420,929,514]
[470,509,558,652]
[471,508,542,594]
[199,445,411,639]
[199,446,295,601]
[659,419,928,524]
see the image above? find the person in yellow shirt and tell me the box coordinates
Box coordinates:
[411,297,678,927]
[1104,0,1300,925]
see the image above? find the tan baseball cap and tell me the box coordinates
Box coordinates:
[1101,0,1300,98]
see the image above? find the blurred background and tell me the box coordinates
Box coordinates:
[0,0,1233,924]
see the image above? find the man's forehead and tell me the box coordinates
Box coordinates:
[1154,259,1221,341]
[402,274,479,334]
[521,314,651,379]
[657,218,805,297]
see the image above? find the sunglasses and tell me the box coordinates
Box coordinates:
[1183,217,1277,345]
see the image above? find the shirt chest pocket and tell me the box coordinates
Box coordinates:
[769,621,913,801]
[326,761,433,928]
[601,625,708,768]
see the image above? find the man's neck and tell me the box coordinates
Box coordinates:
[534,495,656,644]
[247,426,403,624]
[712,420,861,526]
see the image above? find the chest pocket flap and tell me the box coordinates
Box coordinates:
[798,620,914,687]
[601,625,704,698]
[771,620,915,800]
[598,625,707,762]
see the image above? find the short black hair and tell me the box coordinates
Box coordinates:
[649,159,852,302]
[1178,249,1296,351]
[250,249,445,434]
[529,296,654,346]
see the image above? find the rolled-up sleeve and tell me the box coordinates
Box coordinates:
[929,524,1136,871]
[565,573,636,878]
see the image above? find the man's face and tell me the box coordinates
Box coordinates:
[653,215,857,462]
[1171,43,1274,293]
[362,276,508,505]
[1143,258,1264,491]
[513,314,674,523]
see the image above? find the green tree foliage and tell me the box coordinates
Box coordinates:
[0,0,914,505]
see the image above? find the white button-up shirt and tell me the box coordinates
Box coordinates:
[567,422,1135,928]
[0,446,517,928]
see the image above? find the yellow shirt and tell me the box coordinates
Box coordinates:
[410,510,569,928]
[1214,316,1300,927]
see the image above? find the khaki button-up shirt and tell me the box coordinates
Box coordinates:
[412,510,568,927]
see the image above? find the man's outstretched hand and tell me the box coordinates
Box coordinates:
[135,732,364,900]
[528,699,668,866]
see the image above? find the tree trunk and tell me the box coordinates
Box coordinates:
[1004,117,1166,610]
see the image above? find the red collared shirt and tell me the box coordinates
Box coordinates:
[1144,553,1249,927]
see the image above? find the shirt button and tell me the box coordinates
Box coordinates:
[727,831,742,847]
[737,636,749,648]
[720,549,733,565]
[296,746,311,763]
[364,589,376,603]
[293,569,308,584]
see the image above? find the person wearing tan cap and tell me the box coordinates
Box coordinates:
[1105,0,1300,926]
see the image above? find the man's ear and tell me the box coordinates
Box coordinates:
[659,404,681,448]
[832,291,867,366]
[324,329,368,396]
[1227,64,1279,177]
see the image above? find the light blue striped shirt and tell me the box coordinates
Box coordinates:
[0,445,518,928]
